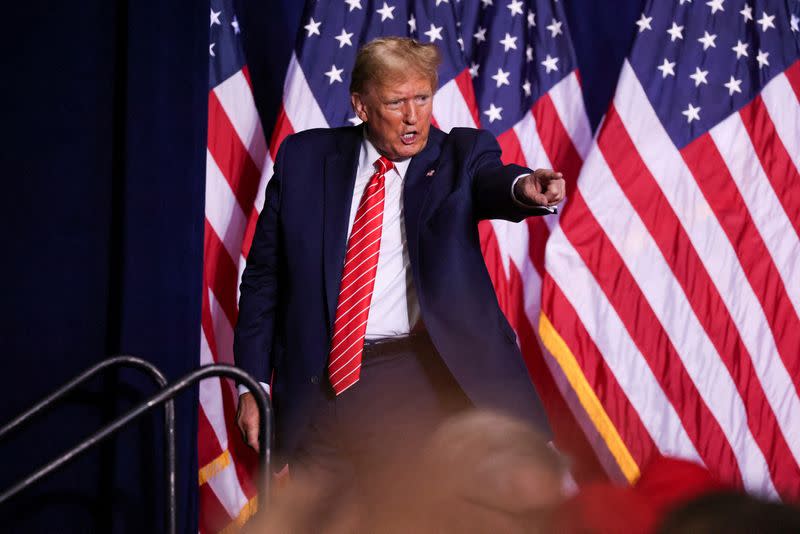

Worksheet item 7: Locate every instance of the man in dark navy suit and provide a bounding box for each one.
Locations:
[234,36,564,525]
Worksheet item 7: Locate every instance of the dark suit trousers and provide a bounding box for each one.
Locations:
[290,334,471,530]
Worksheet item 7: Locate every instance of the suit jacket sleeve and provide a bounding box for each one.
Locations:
[233,139,286,384]
[468,129,554,222]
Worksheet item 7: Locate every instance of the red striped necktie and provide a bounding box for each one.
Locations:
[328,156,394,395]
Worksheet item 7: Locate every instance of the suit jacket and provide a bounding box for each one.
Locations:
[234,124,552,457]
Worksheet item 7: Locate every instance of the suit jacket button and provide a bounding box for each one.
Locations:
[310,375,320,385]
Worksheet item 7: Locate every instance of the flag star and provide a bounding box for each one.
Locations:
[457,37,464,51]
[526,45,533,62]
[491,67,511,87]
[345,0,362,11]
[231,16,240,34]
[792,14,799,33]
[408,15,416,33]
[724,76,743,95]
[706,0,724,14]
[481,0,493,7]
[484,103,503,123]
[541,54,559,73]
[507,0,524,16]
[679,0,692,4]
[697,31,717,50]
[636,13,653,32]
[324,64,344,84]
[757,11,775,32]
[732,40,749,59]
[546,18,563,37]
[657,58,676,77]
[348,116,362,126]
[209,42,216,57]
[376,2,395,21]
[435,0,449,5]
[304,17,321,37]
[334,28,354,48]
[689,66,709,86]
[740,3,753,21]
[522,80,531,96]
[682,103,701,123]
[210,8,222,27]
[499,33,518,52]
[756,49,769,68]
[424,23,444,42]
[666,22,684,41]
[474,26,487,43]
[528,10,536,28]
[469,62,480,78]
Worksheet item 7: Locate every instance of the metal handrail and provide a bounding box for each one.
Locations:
[0,355,176,534]
[0,364,271,533]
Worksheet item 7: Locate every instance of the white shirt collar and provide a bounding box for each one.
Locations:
[360,133,412,179]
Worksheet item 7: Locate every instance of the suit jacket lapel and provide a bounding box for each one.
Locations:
[323,127,362,337]
[403,127,444,283]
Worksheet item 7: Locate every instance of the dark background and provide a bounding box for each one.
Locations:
[0,1,641,532]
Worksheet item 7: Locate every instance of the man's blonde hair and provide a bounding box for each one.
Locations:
[350,37,441,94]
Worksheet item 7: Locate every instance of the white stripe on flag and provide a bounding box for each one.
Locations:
[206,460,250,521]
[432,76,477,131]
[545,220,702,462]
[283,54,329,131]
[548,71,592,160]
[199,330,230,450]
[760,72,800,174]
[206,149,248,262]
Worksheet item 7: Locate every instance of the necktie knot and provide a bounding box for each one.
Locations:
[375,156,394,176]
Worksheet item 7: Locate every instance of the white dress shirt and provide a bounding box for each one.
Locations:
[351,136,419,339]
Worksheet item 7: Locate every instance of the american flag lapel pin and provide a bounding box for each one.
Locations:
[426,168,436,177]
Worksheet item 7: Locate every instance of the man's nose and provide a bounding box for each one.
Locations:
[403,102,418,124]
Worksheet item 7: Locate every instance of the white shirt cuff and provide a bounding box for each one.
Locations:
[511,173,557,213]
[237,382,270,398]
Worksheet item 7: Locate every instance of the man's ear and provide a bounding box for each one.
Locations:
[351,92,368,123]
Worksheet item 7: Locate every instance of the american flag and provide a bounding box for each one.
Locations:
[199,0,267,531]
[199,0,597,529]
[541,0,800,499]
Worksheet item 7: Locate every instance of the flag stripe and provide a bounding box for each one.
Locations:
[600,106,800,496]
[204,220,240,328]
[208,91,263,213]
[680,135,800,402]
[545,222,700,463]
[738,96,800,241]
[759,69,800,175]
[213,69,269,173]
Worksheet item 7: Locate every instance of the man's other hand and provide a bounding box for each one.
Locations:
[515,169,565,207]
[236,392,261,451]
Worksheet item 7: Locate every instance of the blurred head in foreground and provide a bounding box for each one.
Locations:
[657,490,800,534]
[393,409,568,534]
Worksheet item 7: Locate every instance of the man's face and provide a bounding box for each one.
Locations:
[351,74,434,161]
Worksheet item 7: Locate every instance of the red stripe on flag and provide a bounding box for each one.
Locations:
[199,483,234,533]
[208,91,262,214]
[601,107,800,498]
[739,95,800,239]
[267,106,295,164]
[198,399,226,467]
[681,135,800,399]
[560,190,744,487]
[204,219,240,328]
[454,68,481,127]
[241,65,253,89]
[541,274,655,469]
[784,60,800,101]
[531,93,581,198]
